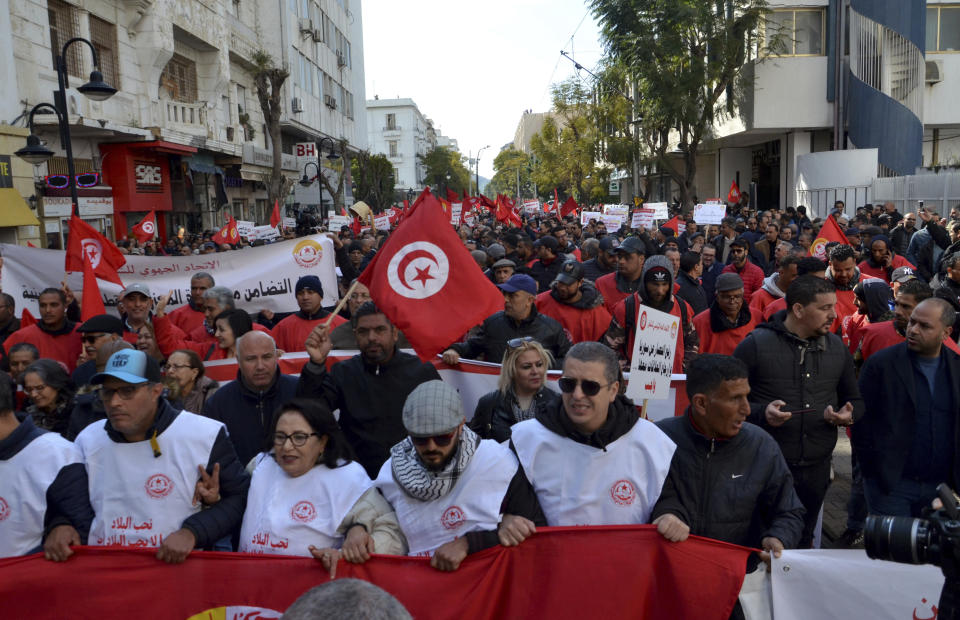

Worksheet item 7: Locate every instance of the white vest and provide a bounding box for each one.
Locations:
[0,432,81,558]
[239,455,372,556]
[376,440,518,557]
[511,417,676,526]
[77,411,222,547]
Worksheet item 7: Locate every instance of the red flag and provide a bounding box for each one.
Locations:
[479,194,496,212]
[810,215,849,260]
[131,211,157,244]
[446,188,460,203]
[65,214,126,286]
[727,180,741,204]
[81,254,106,321]
[20,308,36,328]
[662,215,685,235]
[270,200,282,229]
[560,196,579,218]
[350,216,362,236]
[358,188,504,360]
[26,241,36,248]
[545,188,559,213]
[211,216,240,245]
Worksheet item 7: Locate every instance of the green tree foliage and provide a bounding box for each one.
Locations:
[421,147,471,195]
[487,148,534,199]
[350,152,395,211]
[590,0,771,209]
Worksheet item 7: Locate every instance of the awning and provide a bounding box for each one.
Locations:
[187,161,224,175]
[0,189,41,226]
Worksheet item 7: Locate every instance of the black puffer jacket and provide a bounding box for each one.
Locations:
[653,414,805,571]
[732,311,864,465]
[450,307,572,368]
[470,387,561,442]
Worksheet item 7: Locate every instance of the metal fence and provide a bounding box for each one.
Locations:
[798,185,871,219]
[799,172,960,219]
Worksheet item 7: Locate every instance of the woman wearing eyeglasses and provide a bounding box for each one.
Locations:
[237,399,405,569]
[21,360,76,437]
[470,339,559,442]
[163,350,219,416]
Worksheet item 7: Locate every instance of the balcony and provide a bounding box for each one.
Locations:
[382,125,402,134]
[160,100,207,130]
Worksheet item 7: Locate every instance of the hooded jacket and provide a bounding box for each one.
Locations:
[535,280,612,344]
[750,272,785,318]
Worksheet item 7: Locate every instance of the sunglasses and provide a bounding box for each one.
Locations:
[558,377,610,396]
[81,333,110,344]
[507,336,534,349]
[45,173,100,188]
[411,431,458,447]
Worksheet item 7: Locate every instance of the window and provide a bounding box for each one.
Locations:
[230,0,240,17]
[47,0,82,77]
[388,141,398,157]
[89,15,119,89]
[765,8,825,56]
[236,84,246,115]
[323,15,334,49]
[159,54,198,102]
[386,113,396,130]
[927,6,960,52]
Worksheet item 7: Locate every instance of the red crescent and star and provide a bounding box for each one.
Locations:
[397,249,438,290]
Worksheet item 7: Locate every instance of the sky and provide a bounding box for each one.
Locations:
[360,0,604,180]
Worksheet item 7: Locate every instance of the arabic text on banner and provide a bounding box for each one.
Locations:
[693,203,727,225]
[625,305,678,402]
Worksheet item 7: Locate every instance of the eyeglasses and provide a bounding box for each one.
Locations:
[507,336,534,349]
[81,333,109,344]
[273,431,318,447]
[23,384,49,394]
[45,173,100,188]
[558,377,610,397]
[163,363,192,372]
[410,431,458,447]
[97,384,147,401]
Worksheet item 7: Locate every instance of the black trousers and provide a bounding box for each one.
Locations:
[788,458,833,548]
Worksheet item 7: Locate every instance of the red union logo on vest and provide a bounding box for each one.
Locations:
[145,473,174,499]
[290,501,317,523]
[387,242,449,300]
[441,505,466,530]
[610,479,636,506]
[638,311,647,331]
[0,497,9,521]
[913,598,938,620]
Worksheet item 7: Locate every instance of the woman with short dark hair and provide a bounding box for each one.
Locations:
[21,359,75,436]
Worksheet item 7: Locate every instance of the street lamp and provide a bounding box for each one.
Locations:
[299,161,321,187]
[476,144,490,197]
[15,37,116,218]
[315,137,340,160]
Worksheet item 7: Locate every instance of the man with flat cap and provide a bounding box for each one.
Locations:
[489,258,516,285]
[374,380,545,571]
[270,275,346,352]
[442,274,571,367]
[535,260,611,344]
[50,349,250,563]
[692,273,759,356]
[595,236,651,314]
[72,314,126,387]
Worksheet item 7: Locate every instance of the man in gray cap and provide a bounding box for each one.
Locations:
[488,258,516,285]
[374,380,544,571]
[117,283,154,341]
[691,273,758,356]
[581,236,619,282]
[536,260,612,344]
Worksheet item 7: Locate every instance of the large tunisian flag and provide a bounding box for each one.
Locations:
[0,527,752,619]
[65,214,126,286]
[358,188,505,360]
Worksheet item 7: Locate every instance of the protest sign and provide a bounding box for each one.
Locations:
[327,214,353,231]
[600,213,624,231]
[235,220,255,237]
[374,214,391,230]
[632,208,655,229]
[282,217,297,230]
[451,202,462,225]
[523,199,540,214]
[647,202,669,219]
[625,305,678,402]
[250,225,280,242]
[580,211,603,226]
[603,205,629,222]
[693,203,727,225]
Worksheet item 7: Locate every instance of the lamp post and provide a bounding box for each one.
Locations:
[15,37,116,219]
[476,144,490,197]
[308,139,340,223]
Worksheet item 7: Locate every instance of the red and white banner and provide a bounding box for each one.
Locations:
[771,550,943,620]
[0,527,751,619]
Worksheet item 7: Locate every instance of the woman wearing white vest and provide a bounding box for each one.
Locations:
[509,342,676,530]
[374,380,546,572]
[238,398,406,575]
[0,375,93,559]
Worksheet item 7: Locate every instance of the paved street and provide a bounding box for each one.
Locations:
[822,430,857,548]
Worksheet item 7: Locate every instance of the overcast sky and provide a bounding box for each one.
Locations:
[360,0,603,180]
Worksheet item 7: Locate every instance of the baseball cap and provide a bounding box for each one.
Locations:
[492,258,516,270]
[891,266,917,283]
[486,243,506,260]
[120,282,151,300]
[553,260,584,285]
[497,274,537,296]
[614,236,646,255]
[78,314,124,335]
[715,273,745,292]
[295,275,323,295]
[91,349,163,385]
[598,236,620,255]
[402,380,464,437]
[534,236,559,251]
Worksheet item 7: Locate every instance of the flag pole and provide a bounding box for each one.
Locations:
[640,399,648,420]
[323,279,359,329]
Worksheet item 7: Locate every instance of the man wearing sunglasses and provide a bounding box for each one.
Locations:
[511,342,676,528]
[46,349,250,564]
[72,314,124,387]
[375,381,544,571]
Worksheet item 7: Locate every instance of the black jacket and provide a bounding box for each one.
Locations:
[203,369,299,466]
[450,307,571,368]
[470,387,560,443]
[65,391,106,441]
[528,256,565,293]
[733,311,864,465]
[0,415,94,548]
[0,317,21,345]
[652,414,805,571]
[675,271,708,315]
[855,343,960,493]
[581,257,615,283]
[296,349,441,477]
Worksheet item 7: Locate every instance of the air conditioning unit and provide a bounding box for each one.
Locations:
[324,94,337,109]
[336,52,346,68]
[926,59,944,84]
[312,28,323,42]
[298,18,313,34]
[291,97,304,113]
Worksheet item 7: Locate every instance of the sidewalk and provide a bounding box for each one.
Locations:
[821,430,857,548]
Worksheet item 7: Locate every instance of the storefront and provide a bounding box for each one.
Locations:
[40,190,114,249]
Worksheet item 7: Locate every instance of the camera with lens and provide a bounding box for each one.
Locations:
[865,483,960,619]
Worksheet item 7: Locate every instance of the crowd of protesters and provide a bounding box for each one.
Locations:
[0,192,956,619]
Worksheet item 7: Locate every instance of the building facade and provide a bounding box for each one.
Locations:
[365,97,438,195]
[1,0,365,247]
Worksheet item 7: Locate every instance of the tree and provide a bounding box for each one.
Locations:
[252,50,294,209]
[421,147,471,196]
[315,139,349,212]
[350,151,395,211]
[590,0,772,210]
[487,148,534,199]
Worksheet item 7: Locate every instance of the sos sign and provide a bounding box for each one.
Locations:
[134,161,163,193]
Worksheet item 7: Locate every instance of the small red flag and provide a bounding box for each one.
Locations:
[662,215,686,235]
[270,200,282,229]
[810,215,849,260]
[727,181,741,204]
[211,216,240,245]
[131,211,157,244]
[545,189,559,213]
[26,241,36,248]
[560,196,579,218]
[20,308,36,328]
[479,195,496,212]
[81,254,106,321]
[65,214,126,286]
[358,188,505,360]
[446,188,460,204]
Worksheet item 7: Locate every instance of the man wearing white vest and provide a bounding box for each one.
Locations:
[510,341,676,529]
[375,380,545,571]
[64,350,250,563]
[0,375,93,559]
